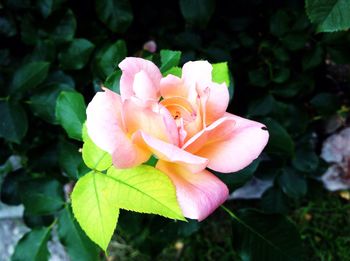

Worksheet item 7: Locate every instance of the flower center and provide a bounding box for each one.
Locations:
[160,97,196,126]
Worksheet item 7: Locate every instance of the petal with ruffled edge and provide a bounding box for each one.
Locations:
[182,116,236,154]
[133,70,158,101]
[205,82,230,125]
[86,88,124,154]
[119,57,162,101]
[86,89,150,168]
[181,61,229,124]
[182,60,212,91]
[193,113,269,173]
[160,74,188,98]
[133,131,208,173]
[156,161,229,221]
[182,61,212,104]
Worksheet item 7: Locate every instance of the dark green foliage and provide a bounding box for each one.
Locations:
[0,101,28,143]
[11,227,51,261]
[19,178,65,215]
[95,0,133,33]
[231,209,303,261]
[1,0,350,260]
[57,206,100,261]
[55,91,86,140]
[160,50,182,73]
[180,0,215,28]
[306,0,350,32]
[10,61,49,95]
[58,39,95,70]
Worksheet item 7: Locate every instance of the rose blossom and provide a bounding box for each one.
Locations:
[86,57,269,221]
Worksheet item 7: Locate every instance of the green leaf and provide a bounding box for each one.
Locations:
[248,67,270,87]
[11,227,51,261]
[58,140,84,180]
[216,159,261,191]
[144,155,158,167]
[46,70,75,88]
[36,0,53,18]
[271,76,314,98]
[310,92,340,116]
[106,165,185,220]
[29,83,73,123]
[164,66,182,77]
[302,44,324,71]
[72,165,185,250]
[292,148,319,173]
[0,49,10,67]
[272,67,290,84]
[50,9,76,43]
[20,178,65,215]
[160,50,181,73]
[104,70,121,93]
[230,208,303,261]
[94,40,127,79]
[261,186,289,214]
[1,169,27,205]
[273,47,290,62]
[20,15,41,45]
[0,15,17,37]
[180,0,215,28]
[281,33,307,51]
[10,61,49,94]
[56,91,86,140]
[0,101,28,143]
[212,62,234,101]
[71,171,120,251]
[82,134,112,171]
[306,0,350,32]
[95,0,133,33]
[247,95,276,117]
[278,168,307,199]
[212,62,230,87]
[58,206,99,261]
[270,10,291,37]
[262,118,294,158]
[59,38,95,70]
[27,40,56,63]
[23,212,55,229]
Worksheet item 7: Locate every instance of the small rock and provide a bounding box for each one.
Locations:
[321,127,350,191]
[229,177,273,200]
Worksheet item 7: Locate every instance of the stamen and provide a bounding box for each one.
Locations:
[174,111,181,119]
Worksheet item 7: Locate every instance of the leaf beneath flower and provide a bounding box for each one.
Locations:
[106,165,185,221]
[71,171,120,251]
[71,165,185,251]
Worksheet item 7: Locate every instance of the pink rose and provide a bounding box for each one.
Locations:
[86,57,269,221]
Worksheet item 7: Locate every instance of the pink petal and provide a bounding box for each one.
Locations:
[182,116,236,154]
[86,89,124,154]
[119,57,162,101]
[160,74,188,98]
[182,61,213,105]
[156,161,229,221]
[123,97,179,145]
[133,131,208,173]
[86,89,150,168]
[194,113,269,173]
[111,135,151,169]
[182,60,212,90]
[133,70,158,101]
[205,82,230,124]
